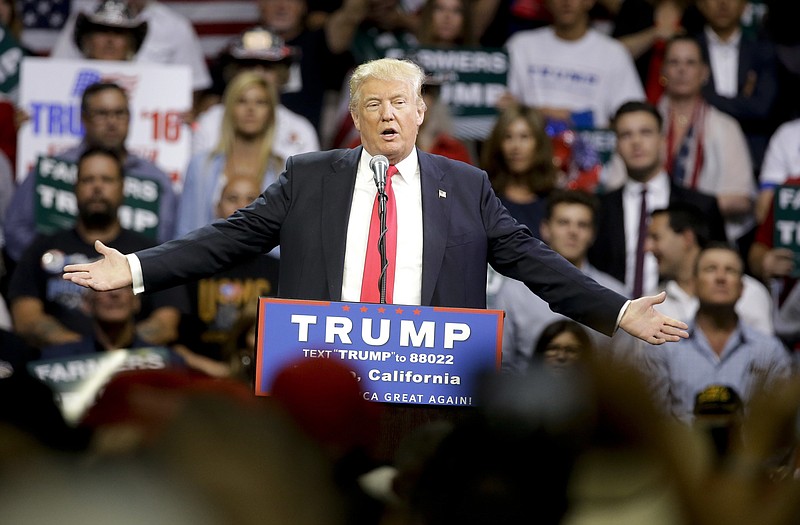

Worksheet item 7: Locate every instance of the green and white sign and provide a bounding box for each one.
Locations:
[0,24,25,101]
[386,46,507,140]
[34,155,162,239]
[774,184,800,278]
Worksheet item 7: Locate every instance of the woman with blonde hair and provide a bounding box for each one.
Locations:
[176,71,283,237]
[481,104,558,237]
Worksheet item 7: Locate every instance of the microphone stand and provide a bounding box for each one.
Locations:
[377,185,389,304]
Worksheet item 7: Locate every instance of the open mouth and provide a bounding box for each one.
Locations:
[381,128,398,138]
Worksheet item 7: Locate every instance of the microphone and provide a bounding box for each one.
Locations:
[369,155,389,194]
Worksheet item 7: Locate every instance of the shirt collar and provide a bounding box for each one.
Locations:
[705,25,742,48]
[359,147,420,184]
[623,170,670,196]
[688,319,748,348]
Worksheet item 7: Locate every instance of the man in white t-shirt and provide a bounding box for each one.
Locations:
[754,117,800,223]
[504,0,644,129]
[50,0,212,94]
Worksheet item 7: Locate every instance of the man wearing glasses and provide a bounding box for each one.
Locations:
[3,81,177,263]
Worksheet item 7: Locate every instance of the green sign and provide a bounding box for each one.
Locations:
[404,46,507,118]
[773,184,800,278]
[380,46,507,139]
[33,155,162,239]
[741,1,767,39]
[0,24,25,99]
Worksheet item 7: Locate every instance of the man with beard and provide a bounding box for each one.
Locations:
[3,81,177,263]
[7,147,185,349]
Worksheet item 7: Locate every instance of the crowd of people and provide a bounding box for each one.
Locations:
[1,0,800,523]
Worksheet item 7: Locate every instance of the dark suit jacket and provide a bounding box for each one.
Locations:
[697,31,778,125]
[588,183,726,284]
[697,31,778,166]
[137,148,627,336]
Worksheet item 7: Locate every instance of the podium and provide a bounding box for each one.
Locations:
[255,298,502,461]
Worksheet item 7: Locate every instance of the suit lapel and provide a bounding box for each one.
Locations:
[419,152,451,305]
[321,148,360,301]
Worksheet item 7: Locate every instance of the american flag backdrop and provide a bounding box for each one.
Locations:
[20,0,259,59]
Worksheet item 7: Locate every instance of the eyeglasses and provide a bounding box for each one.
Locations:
[85,108,130,121]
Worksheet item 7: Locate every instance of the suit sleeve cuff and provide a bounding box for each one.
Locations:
[126,253,145,295]
[614,300,631,334]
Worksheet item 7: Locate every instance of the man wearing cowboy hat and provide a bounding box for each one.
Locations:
[73,0,148,61]
[51,0,211,94]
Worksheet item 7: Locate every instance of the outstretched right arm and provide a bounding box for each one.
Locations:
[62,240,133,291]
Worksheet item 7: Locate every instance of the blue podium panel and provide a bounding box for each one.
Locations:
[255,298,503,406]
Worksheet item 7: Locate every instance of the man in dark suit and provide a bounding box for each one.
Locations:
[589,101,726,296]
[695,0,778,171]
[63,59,687,345]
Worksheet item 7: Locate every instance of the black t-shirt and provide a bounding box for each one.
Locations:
[180,253,280,360]
[8,228,189,339]
[283,28,354,130]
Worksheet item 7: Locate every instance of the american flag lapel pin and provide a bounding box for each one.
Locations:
[438,189,446,199]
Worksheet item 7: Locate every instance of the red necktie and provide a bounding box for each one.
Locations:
[632,186,648,297]
[360,165,398,303]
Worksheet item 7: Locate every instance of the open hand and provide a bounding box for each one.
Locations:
[620,291,689,344]
[63,240,133,291]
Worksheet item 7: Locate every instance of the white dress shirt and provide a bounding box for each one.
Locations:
[341,150,423,304]
[131,148,425,304]
[622,171,670,297]
[705,26,741,98]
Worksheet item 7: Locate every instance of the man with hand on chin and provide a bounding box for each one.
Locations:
[63,58,688,347]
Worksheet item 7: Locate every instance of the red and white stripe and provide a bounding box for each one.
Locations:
[22,0,259,59]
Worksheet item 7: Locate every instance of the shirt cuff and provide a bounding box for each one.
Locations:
[614,300,632,334]
[126,253,145,295]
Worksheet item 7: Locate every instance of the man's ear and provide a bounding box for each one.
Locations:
[416,99,426,127]
[351,110,360,132]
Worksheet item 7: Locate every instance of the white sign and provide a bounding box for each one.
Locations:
[16,57,191,188]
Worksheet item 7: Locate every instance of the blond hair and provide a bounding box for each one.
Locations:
[348,58,427,113]
[213,71,281,187]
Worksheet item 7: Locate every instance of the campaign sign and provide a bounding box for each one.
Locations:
[255,298,503,406]
[17,57,191,188]
[33,155,162,239]
[774,184,800,277]
[385,46,507,140]
[27,347,177,425]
